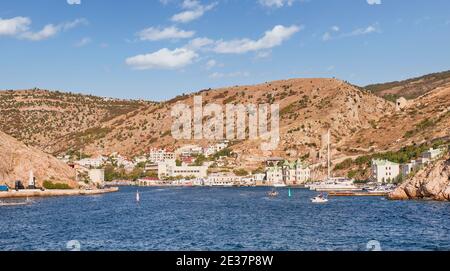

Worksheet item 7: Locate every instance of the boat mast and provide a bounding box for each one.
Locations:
[327,129,331,179]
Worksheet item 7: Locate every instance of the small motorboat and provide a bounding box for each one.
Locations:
[267,190,279,197]
[311,193,328,203]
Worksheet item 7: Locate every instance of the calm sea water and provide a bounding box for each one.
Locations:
[0,186,449,251]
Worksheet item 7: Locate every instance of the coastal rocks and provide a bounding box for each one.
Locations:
[389,154,450,201]
[0,131,76,188]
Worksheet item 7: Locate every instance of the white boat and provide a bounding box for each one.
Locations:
[136,190,140,203]
[273,183,287,188]
[309,130,360,192]
[310,178,360,192]
[311,194,329,203]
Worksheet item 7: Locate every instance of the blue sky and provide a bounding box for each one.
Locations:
[1,0,449,101]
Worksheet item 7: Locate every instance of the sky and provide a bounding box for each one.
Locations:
[0,0,449,101]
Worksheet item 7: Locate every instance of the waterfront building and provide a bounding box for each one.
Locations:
[206,173,239,186]
[158,160,208,179]
[281,159,311,185]
[266,166,283,185]
[371,159,400,183]
[88,169,105,185]
[266,159,311,185]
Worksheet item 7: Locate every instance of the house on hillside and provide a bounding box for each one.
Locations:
[371,159,400,183]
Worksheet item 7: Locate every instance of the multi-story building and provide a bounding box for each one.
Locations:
[266,159,311,185]
[371,159,400,183]
[76,156,107,168]
[281,159,311,185]
[158,160,207,179]
[149,148,175,163]
[206,173,239,186]
[266,166,283,185]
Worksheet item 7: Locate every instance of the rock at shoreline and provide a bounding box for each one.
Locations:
[389,154,450,201]
[0,131,76,188]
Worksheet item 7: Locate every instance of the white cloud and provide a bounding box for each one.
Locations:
[185,37,215,50]
[209,71,250,79]
[0,17,87,41]
[126,48,198,70]
[367,0,381,5]
[74,37,92,47]
[171,1,217,23]
[259,0,296,8]
[137,26,195,41]
[0,17,31,36]
[213,25,301,54]
[346,24,379,36]
[67,0,81,5]
[323,24,380,41]
[331,25,340,32]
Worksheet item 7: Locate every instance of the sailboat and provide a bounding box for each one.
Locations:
[136,190,140,203]
[309,129,359,192]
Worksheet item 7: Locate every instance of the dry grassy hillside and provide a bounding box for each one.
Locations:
[1,74,448,173]
[0,130,76,188]
[342,82,450,154]
[0,88,152,153]
[365,70,450,101]
[71,78,394,168]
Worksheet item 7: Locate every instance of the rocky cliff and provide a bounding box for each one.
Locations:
[389,153,450,201]
[0,131,76,188]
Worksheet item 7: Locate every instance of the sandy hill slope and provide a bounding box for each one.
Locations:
[365,70,450,101]
[0,130,76,188]
[0,88,152,153]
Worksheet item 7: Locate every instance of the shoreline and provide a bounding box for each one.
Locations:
[0,187,119,199]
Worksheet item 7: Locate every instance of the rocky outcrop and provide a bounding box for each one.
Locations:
[389,154,450,201]
[0,131,76,188]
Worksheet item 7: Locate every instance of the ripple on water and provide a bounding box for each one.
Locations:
[0,187,449,251]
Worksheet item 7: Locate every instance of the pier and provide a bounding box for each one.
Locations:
[0,187,119,199]
[328,191,389,197]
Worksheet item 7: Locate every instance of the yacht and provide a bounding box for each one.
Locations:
[309,130,360,192]
[273,183,287,188]
[309,177,360,192]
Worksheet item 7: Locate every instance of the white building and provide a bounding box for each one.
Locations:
[421,148,445,161]
[176,145,204,157]
[266,166,283,185]
[76,156,107,168]
[266,159,311,185]
[206,173,239,186]
[400,160,417,177]
[148,148,175,163]
[371,159,400,183]
[89,169,105,185]
[158,160,208,179]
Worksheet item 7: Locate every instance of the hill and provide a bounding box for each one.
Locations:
[365,70,450,101]
[0,88,152,153]
[0,130,76,188]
